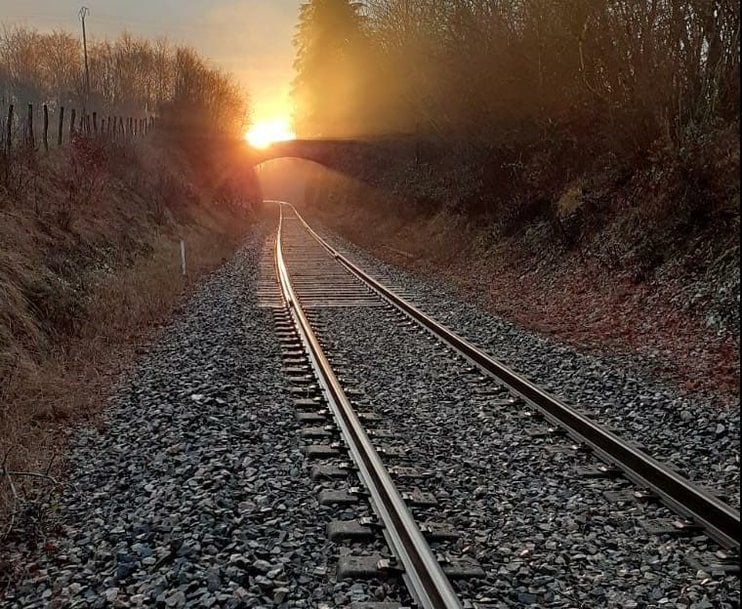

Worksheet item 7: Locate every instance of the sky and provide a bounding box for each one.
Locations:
[0,0,303,123]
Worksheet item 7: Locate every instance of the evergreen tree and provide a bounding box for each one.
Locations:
[291,0,368,137]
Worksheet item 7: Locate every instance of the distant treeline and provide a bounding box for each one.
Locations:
[0,26,248,137]
[293,0,739,151]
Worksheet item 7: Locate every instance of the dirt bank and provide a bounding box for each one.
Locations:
[303,128,740,404]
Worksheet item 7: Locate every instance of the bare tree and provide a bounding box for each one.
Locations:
[0,26,249,137]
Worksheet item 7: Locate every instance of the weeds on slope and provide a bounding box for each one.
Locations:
[0,134,258,550]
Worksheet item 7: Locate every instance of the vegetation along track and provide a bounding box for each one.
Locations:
[270,200,739,606]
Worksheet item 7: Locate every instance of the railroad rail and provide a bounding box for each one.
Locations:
[275,206,464,609]
[272,200,740,555]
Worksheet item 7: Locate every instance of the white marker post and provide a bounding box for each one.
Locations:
[180,240,186,276]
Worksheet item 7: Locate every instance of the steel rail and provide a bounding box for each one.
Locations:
[275,206,464,609]
[276,201,741,551]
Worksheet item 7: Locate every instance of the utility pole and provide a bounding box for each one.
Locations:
[79,7,91,108]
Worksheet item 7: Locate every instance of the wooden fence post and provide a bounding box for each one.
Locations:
[43,104,49,151]
[5,104,13,153]
[92,111,98,135]
[58,106,65,146]
[70,108,77,137]
[27,104,34,148]
[119,116,124,139]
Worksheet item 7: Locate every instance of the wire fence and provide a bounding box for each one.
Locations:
[1,101,155,154]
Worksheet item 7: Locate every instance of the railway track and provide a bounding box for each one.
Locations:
[270,201,740,608]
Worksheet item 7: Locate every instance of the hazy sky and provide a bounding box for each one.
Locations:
[0,0,303,122]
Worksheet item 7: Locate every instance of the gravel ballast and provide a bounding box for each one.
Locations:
[309,303,740,608]
[3,210,738,609]
[2,224,404,608]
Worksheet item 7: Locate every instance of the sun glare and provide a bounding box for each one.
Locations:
[245,119,296,149]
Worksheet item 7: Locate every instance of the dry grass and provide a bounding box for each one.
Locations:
[0,137,256,547]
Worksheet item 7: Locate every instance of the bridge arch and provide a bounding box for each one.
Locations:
[246,136,419,195]
[253,156,331,206]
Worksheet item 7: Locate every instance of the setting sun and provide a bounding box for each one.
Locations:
[245,119,296,149]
